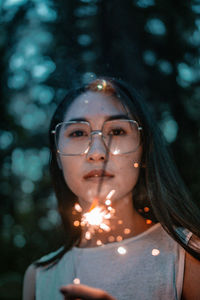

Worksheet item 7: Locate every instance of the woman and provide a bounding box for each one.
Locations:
[23,78,200,300]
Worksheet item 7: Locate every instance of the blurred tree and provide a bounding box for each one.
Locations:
[0,0,200,299]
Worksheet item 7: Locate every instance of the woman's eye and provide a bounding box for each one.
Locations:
[69,130,86,137]
[109,128,126,136]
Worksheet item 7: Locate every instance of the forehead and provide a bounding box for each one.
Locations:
[64,91,129,121]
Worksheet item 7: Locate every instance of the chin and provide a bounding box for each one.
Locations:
[78,188,116,205]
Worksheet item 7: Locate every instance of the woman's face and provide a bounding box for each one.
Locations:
[58,91,142,207]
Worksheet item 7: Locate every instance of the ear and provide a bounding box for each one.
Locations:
[56,154,63,170]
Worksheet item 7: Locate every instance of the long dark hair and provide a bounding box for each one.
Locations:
[35,77,200,267]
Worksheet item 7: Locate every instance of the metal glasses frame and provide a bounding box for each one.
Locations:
[51,119,143,156]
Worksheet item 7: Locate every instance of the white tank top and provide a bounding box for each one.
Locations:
[35,223,191,300]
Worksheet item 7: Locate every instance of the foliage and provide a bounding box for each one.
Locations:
[0,0,200,299]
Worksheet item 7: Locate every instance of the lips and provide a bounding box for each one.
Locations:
[83,169,114,179]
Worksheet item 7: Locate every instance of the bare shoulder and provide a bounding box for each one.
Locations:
[182,239,200,300]
[22,264,37,300]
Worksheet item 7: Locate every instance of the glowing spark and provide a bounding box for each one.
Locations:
[106,190,115,200]
[144,206,150,212]
[152,249,160,256]
[89,198,99,211]
[81,204,113,236]
[105,199,111,206]
[73,278,80,284]
[108,235,115,242]
[85,231,91,240]
[146,219,152,225]
[74,220,80,227]
[83,206,106,226]
[116,235,123,242]
[118,220,123,225]
[133,162,139,168]
[96,240,102,246]
[124,228,131,235]
[97,79,107,91]
[74,203,82,212]
[80,191,116,238]
[117,246,127,255]
[100,223,110,232]
[104,213,111,219]
[97,84,103,90]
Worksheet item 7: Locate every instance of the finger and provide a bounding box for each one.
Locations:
[60,289,81,300]
[60,284,116,300]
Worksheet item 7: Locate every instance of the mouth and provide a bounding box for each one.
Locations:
[83,169,114,180]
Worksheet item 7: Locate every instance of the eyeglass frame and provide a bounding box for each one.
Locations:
[51,119,143,156]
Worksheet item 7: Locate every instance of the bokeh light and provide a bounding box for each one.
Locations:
[117,246,127,255]
[135,0,155,8]
[1,1,200,299]
[145,18,166,36]
[152,248,160,256]
[159,112,179,143]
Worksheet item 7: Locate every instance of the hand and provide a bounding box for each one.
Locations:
[60,284,116,300]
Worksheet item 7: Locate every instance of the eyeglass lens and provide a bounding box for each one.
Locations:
[55,120,141,155]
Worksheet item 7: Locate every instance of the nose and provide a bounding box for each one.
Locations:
[86,133,107,162]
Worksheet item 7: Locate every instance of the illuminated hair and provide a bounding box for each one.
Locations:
[35,77,200,267]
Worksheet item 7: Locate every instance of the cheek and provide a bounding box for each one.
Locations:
[58,149,142,203]
[60,157,82,194]
[114,151,142,194]
[117,158,140,187]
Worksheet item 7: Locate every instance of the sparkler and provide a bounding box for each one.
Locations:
[71,131,129,285]
[72,189,117,285]
[80,129,115,240]
[74,190,116,241]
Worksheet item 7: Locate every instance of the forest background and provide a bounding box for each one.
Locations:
[0,0,200,299]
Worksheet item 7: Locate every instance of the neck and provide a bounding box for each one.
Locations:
[78,193,154,248]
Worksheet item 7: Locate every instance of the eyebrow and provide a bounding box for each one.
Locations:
[68,114,130,122]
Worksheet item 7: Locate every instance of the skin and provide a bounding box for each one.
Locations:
[60,91,142,208]
[60,284,115,300]
[59,91,151,247]
[22,91,200,300]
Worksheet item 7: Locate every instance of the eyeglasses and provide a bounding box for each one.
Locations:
[51,119,142,156]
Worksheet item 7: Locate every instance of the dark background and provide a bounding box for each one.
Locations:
[0,0,200,299]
